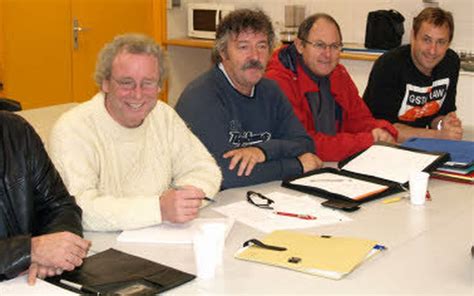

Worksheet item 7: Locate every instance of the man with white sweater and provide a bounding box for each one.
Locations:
[49,34,222,232]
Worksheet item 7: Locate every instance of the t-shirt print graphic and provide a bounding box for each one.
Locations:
[398,78,450,122]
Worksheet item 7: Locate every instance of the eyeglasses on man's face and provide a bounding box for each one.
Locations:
[111,77,160,92]
[302,39,343,52]
[246,191,274,209]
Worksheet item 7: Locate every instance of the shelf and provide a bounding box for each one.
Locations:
[164,38,214,49]
[340,52,380,61]
[165,37,381,61]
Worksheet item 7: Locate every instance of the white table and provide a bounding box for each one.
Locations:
[85,178,474,295]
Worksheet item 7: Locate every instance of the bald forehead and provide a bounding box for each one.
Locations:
[309,18,342,43]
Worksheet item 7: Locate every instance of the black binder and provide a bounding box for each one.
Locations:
[282,143,449,204]
[46,248,195,295]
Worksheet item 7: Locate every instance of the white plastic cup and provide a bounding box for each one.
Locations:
[409,171,429,205]
[193,222,226,279]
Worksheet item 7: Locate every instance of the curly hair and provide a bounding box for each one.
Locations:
[94,33,168,87]
[212,9,275,64]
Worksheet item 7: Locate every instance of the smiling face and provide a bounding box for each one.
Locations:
[102,51,160,128]
[220,30,270,96]
[411,21,451,76]
[295,18,341,77]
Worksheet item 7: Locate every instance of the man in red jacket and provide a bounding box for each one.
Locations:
[266,13,398,161]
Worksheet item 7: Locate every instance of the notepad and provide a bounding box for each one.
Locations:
[289,172,388,200]
[117,218,234,244]
[235,230,382,280]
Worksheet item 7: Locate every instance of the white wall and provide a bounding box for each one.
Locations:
[173,0,474,50]
[166,0,474,131]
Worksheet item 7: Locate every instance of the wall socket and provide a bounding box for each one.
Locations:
[167,0,180,9]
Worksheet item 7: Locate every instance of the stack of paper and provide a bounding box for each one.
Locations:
[402,138,474,184]
[0,275,75,295]
[235,230,382,280]
[117,218,234,244]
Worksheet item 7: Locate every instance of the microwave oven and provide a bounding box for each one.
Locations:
[187,3,234,39]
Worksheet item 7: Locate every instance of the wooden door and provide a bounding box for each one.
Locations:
[1,0,72,109]
[0,0,156,109]
[71,0,154,102]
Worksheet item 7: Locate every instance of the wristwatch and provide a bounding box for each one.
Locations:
[436,119,443,130]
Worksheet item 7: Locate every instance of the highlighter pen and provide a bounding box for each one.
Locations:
[59,279,101,295]
[382,196,403,204]
[382,193,409,204]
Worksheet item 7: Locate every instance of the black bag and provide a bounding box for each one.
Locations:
[364,9,405,50]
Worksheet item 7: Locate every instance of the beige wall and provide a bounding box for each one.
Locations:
[166,0,474,132]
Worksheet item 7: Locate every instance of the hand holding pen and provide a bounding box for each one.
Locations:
[171,185,215,203]
[160,185,210,223]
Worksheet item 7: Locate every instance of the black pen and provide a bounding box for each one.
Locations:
[60,279,101,295]
[171,185,215,203]
[203,196,216,203]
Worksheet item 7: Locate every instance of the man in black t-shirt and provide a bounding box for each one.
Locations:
[363,7,463,142]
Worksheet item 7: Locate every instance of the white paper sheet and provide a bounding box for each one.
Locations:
[341,144,440,183]
[117,218,234,244]
[0,275,76,295]
[290,172,388,200]
[212,192,351,233]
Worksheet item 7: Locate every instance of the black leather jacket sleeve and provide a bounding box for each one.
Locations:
[0,235,31,281]
[0,112,83,281]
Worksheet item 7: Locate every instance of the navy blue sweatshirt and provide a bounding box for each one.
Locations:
[176,66,315,189]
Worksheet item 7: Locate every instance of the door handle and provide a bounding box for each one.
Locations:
[73,18,90,50]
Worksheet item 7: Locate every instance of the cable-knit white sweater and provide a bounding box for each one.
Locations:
[48,93,222,231]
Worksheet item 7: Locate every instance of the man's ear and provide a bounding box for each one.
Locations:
[102,79,110,93]
[219,49,228,61]
[295,38,305,54]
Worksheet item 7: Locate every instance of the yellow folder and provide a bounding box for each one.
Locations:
[235,230,381,280]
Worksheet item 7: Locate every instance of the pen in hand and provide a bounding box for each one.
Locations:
[203,196,216,203]
[170,185,215,203]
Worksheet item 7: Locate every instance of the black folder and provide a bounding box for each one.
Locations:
[282,142,449,204]
[46,248,195,295]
